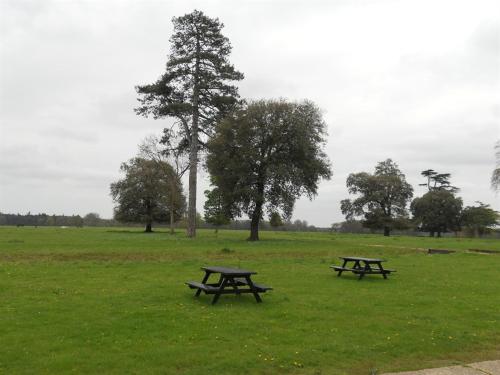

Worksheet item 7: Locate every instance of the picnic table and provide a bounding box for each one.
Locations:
[331,256,395,280]
[186,266,272,304]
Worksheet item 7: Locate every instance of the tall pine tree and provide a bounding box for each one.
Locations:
[135,10,243,237]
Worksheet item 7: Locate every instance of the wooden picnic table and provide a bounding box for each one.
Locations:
[331,256,395,280]
[186,266,272,304]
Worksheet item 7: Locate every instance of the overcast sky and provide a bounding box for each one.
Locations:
[1,0,499,227]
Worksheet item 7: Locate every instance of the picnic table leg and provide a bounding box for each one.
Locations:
[350,260,362,279]
[196,271,211,297]
[214,274,224,287]
[337,259,349,276]
[244,276,262,303]
[377,262,388,279]
[226,276,241,295]
[358,263,371,280]
[212,277,228,304]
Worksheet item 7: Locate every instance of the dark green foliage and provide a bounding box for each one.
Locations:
[206,99,332,241]
[269,212,284,228]
[331,220,368,233]
[341,159,414,236]
[411,171,463,237]
[410,190,463,237]
[419,169,459,193]
[204,188,231,235]
[461,202,499,237]
[83,213,101,227]
[135,10,243,237]
[135,10,243,134]
[0,212,84,227]
[110,158,185,232]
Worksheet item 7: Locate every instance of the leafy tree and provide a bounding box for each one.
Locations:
[47,215,56,226]
[461,202,499,237]
[419,169,459,193]
[206,99,332,241]
[70,215,84,228]
[135,10,243,238]
[110,158,185,232]
[341,159,413,236]
[410,190,462,237]
[292,219,310,231]
[139,135,189,234]
[269,212,284,228]
[331,220,366,234]
[83,213,101,226]
[492,141,500,191]
[203,188,231,236]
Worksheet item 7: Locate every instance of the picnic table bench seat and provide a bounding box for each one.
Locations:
[330,265,395,274]
[233,278,273,292]
[186,280,273,294]
[186,281,219,293]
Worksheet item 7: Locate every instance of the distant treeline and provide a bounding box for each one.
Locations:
[0,212,117,227]
[331,220,500,238]
[0,212,328,232]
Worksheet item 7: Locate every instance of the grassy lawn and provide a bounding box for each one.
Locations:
[0,227,499,374]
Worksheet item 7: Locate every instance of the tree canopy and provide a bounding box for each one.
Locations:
[461,202,499,237]
[138,135,189,234]
[135,10,243,237]
[269,212,284,228]
[203,188,231,236]
[110,158,185,232]
[411,170,462,237]
[340,159,413,236]
[410,190,462,237]
[206,99,332,241]
[419,169,458,193]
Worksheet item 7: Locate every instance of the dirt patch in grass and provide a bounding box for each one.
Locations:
[365,244,428,252]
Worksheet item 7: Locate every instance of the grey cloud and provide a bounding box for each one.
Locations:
[0,143,110,187]
[396,22,500,92]
[39,126,98,143]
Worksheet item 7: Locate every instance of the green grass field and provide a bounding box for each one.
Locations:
[1,227,499,374]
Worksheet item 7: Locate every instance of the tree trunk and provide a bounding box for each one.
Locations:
[170,183,175,235]
[429,231,435,237]
[437,231,442,238]
[383,226,390,236]
[187,38,201,238]
[249,209,261,241]
[187,130,198,238]
[145,203,153,233]
[170,206,175,235]
[248,181,265,241]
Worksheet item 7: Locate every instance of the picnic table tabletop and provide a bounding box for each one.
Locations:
[201,266,257,276]
[339,256,386,263]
